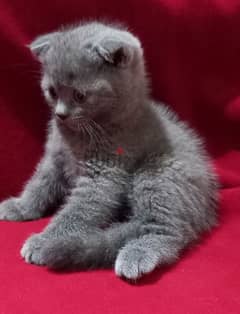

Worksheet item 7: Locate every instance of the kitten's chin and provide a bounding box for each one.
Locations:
[55,117,83,134]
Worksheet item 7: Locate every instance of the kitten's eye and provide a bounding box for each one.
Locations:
[48,86,57,99]
[73,90,85,103]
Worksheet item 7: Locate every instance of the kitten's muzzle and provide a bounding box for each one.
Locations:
[55,101,69,121]
[56,112,68,120]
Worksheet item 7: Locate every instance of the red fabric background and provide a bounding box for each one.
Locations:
[0,0,240,313]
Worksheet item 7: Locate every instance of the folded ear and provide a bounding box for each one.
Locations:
[95,37,142,68]
[28,32,58,60]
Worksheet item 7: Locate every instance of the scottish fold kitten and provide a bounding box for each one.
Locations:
[0,22,218,280]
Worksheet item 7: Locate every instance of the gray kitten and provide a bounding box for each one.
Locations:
[0,22,218,280]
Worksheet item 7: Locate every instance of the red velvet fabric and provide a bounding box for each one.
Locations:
[0,1,240,313]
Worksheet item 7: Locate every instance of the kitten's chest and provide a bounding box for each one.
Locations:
[60,125,156,178]
[65,147,135,182]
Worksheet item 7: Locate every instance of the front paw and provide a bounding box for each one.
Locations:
[0,198,24,221]
[21,233,47,265]
[115,246,159,280]
[21,234,83,269]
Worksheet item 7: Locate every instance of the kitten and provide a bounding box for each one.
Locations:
[0,22,218,280]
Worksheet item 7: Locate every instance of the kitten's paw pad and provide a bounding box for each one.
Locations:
[115,247,159,280]
[21,234,46,265]
[0,198,24,221]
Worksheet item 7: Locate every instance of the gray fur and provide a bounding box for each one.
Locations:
[0,22,218,280]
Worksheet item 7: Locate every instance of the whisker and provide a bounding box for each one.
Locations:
[89,119,112,148]
[88,122,108,149]
[83,123,95,147]
[72,116,113,153]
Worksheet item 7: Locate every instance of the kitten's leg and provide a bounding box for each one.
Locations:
[0,151,69,221]
[20,168,129,265]
[34,157,216,278]
[33,221,142,269]
[115,157,217,279]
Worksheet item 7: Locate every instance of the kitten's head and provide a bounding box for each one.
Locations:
[29,22,147,131]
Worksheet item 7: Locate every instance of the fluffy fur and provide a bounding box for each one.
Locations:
[0,22,218,280]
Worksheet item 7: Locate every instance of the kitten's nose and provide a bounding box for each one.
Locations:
[56,112,68,120]
[55,101,69,121]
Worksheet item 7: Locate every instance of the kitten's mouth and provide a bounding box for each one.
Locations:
[55,113,68,121]
[56,115,87,132]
